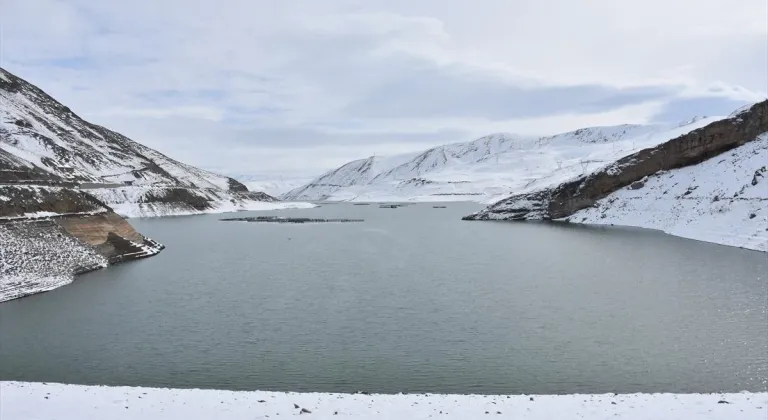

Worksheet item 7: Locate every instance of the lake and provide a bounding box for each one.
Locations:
[1,202,766,395]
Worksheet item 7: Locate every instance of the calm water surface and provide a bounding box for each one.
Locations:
[1,202,766,394]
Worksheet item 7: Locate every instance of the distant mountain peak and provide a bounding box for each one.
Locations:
[283,114,732,202]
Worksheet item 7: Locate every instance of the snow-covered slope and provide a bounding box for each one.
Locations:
[0,68,237,189]
[465,100,768,251]
[283,120,727,202]
[571,134,768,251]
[0,67,299,217]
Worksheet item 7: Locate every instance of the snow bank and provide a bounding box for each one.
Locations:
[571,134,768,251]
[1,382,765,420]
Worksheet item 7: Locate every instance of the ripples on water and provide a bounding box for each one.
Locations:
[1,203,766,394]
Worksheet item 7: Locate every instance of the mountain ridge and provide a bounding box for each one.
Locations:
[464,100,768,251]
[0,67,295,217]
[282,117,728,202]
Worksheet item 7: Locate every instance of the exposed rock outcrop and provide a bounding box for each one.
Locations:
[0,185,104,217]
[0,219,107,302]
[56,212,164,263]
[0,185,163,302]
[465,100,768,221]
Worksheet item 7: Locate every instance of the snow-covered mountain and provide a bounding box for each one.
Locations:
[283,120,727,203]
[465,100,768,251]
[571,133,767,251]
[0,67,298,217]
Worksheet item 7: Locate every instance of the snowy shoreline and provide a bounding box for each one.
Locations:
[1,381,766,420]
[110,200,317,219]
[564,134,768,252]
[573,222,768,253]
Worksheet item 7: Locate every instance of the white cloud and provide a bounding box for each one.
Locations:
[1,0,765,179]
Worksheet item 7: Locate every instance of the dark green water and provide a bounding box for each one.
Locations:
[1,202,766,394]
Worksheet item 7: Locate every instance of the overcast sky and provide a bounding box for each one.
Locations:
[1,0,766,179]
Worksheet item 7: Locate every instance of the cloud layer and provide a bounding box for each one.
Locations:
[2,0,766,177]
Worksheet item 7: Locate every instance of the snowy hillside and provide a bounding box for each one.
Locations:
[571,134,768,251]
[464,100,768,251]
[0,67,304,217]
[283,120,727,202]
[0,67,240,190]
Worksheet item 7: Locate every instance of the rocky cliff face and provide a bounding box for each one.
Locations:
[465,100,768,222]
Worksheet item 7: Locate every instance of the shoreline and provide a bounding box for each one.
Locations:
[567,220,768,253]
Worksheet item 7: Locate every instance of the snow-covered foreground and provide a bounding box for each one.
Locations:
[1,382,765,420]
[571,134,768,251]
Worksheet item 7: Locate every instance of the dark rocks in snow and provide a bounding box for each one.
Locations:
[682,186,698,196]
[227,177,249,193]
[752,166,766,186]
[628,178,647,190]
[718,400,731,404]
[299,408,312,414]
[749,213,757,219]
